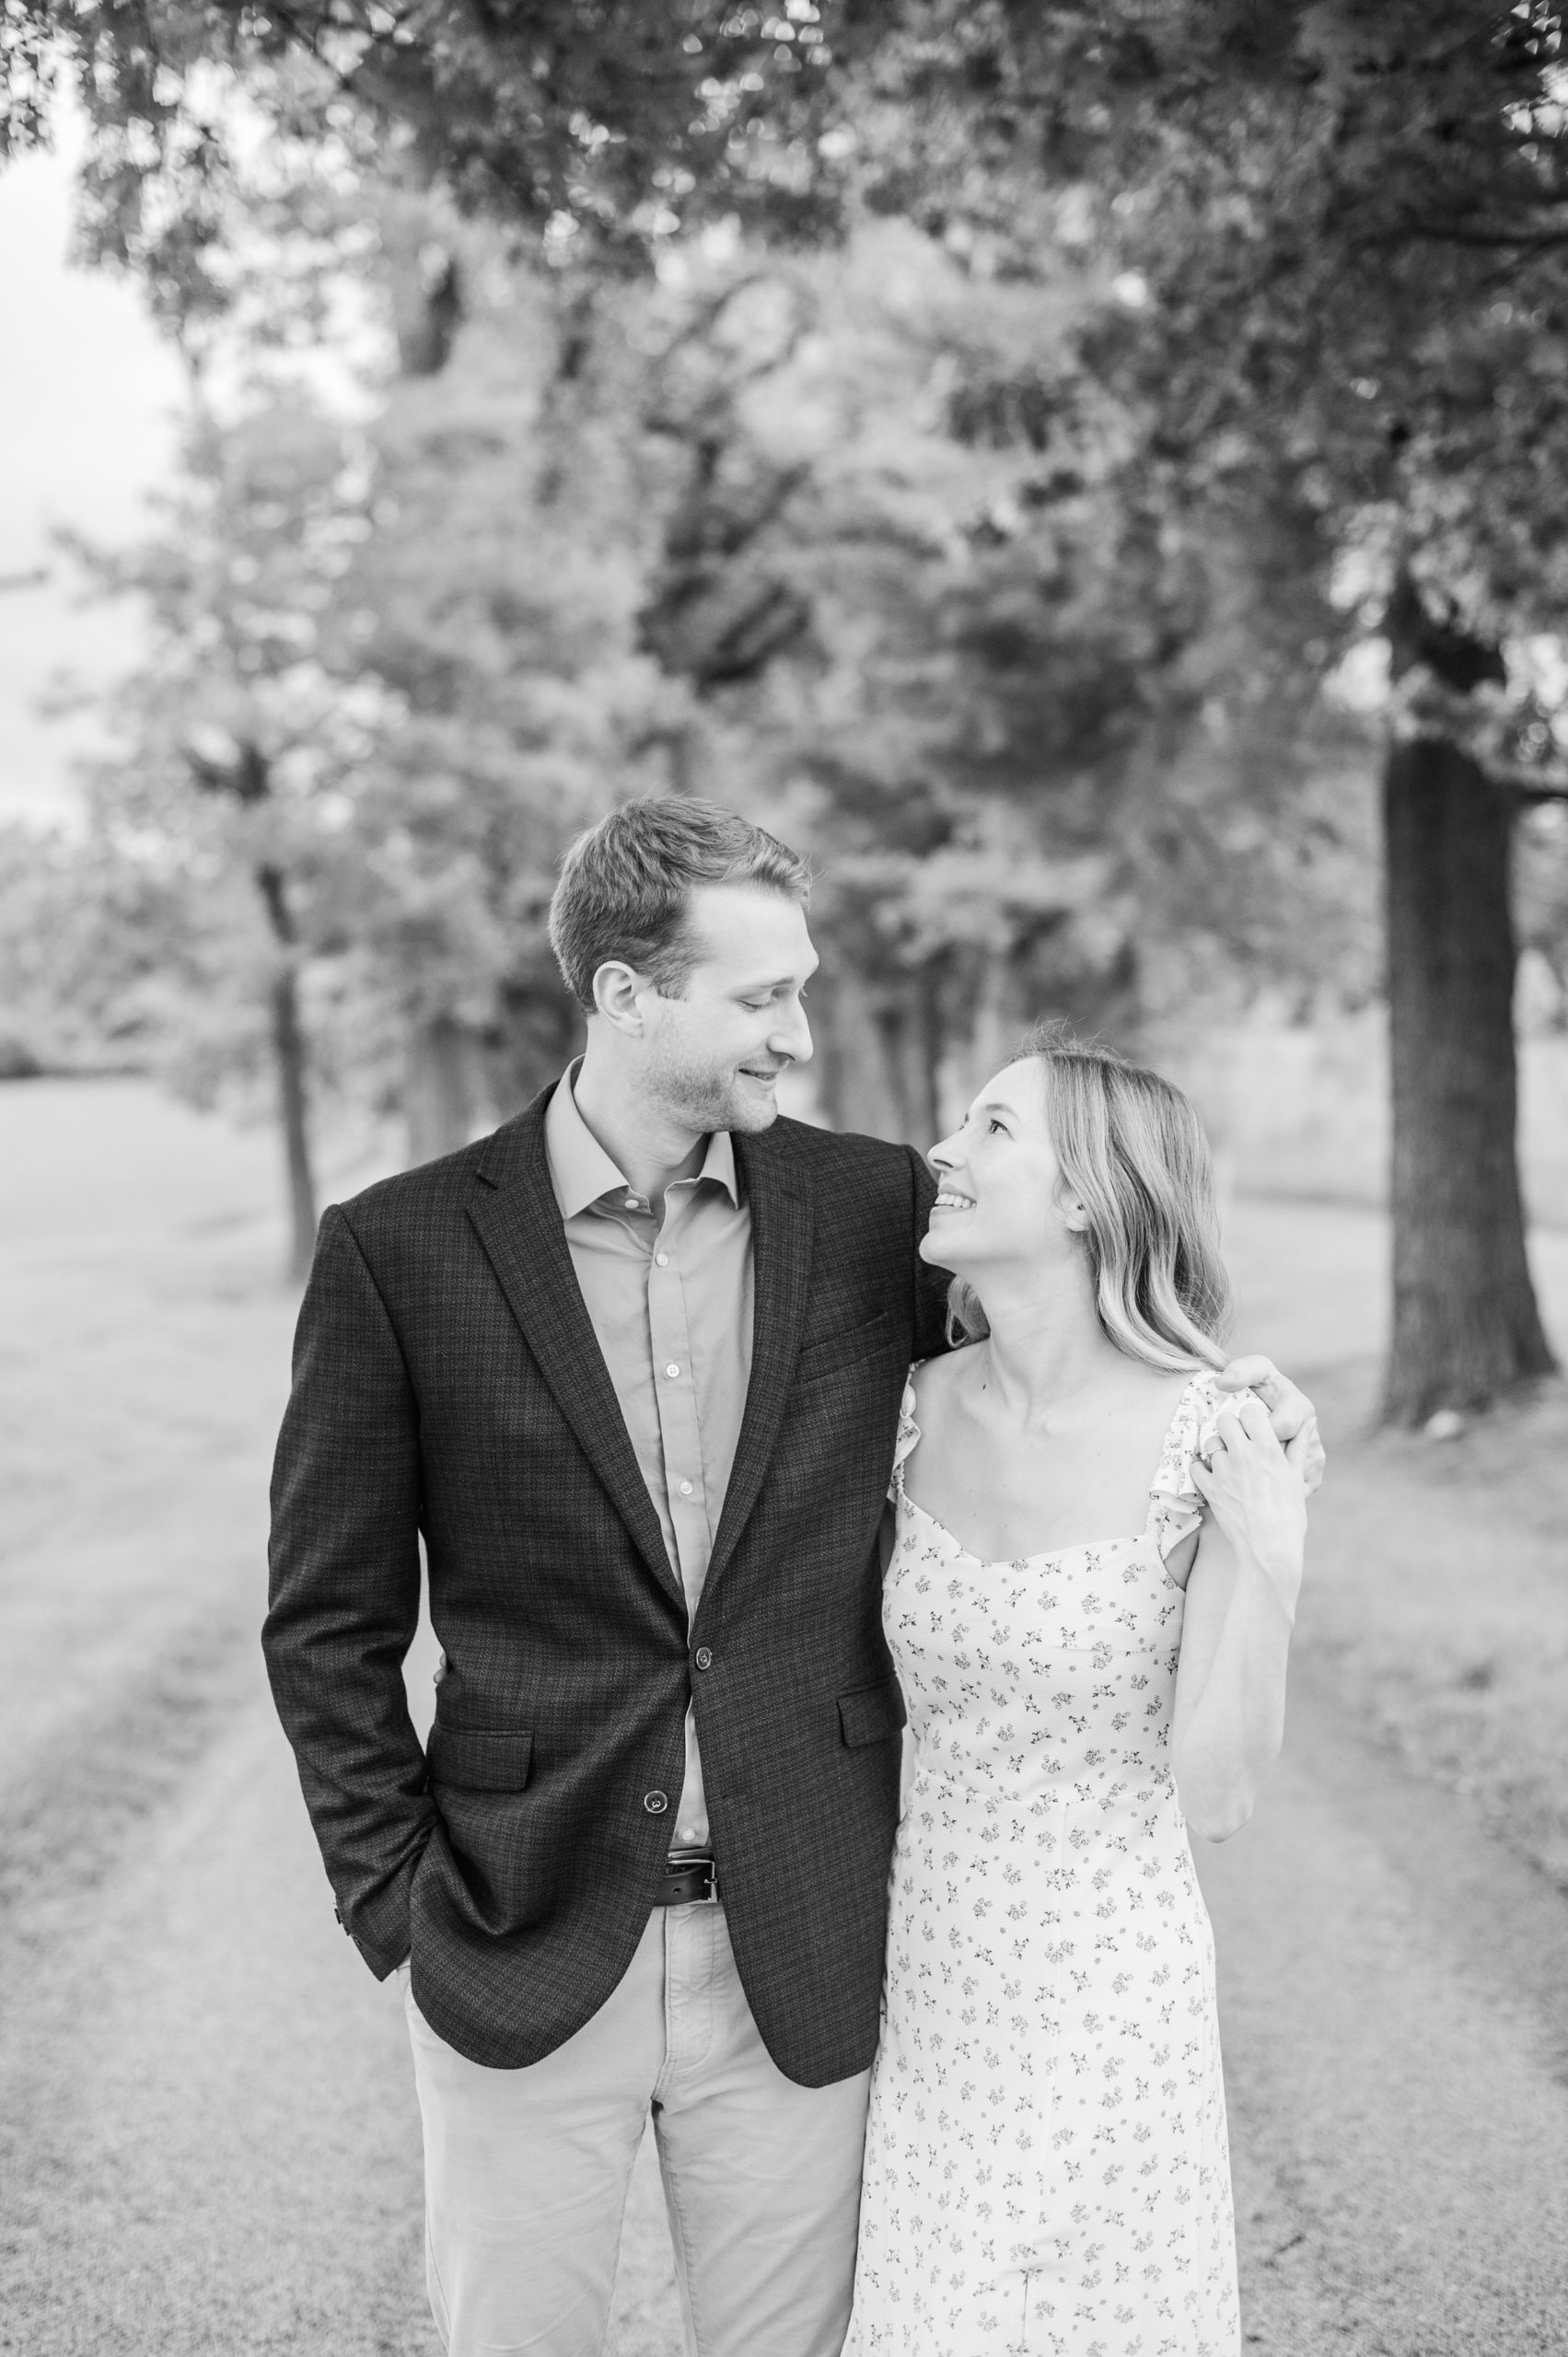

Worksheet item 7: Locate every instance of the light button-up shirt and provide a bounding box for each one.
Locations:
[542,1063,754,1850]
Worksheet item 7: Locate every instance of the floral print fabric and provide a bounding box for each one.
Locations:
[844,1371,1242,2357]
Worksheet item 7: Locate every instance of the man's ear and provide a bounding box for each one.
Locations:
[591,959,650,1035]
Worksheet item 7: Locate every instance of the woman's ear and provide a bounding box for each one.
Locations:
[1060,1192,1091,1235]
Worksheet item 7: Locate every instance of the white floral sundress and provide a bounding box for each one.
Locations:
[843,1370,1243,2357]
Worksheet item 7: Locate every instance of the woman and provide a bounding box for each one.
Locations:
[844,1035,1310,2357]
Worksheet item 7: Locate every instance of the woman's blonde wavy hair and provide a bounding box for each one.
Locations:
[947,1027,1234,1374]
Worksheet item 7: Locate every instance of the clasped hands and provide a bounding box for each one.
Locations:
[1192,1354,1319,1598]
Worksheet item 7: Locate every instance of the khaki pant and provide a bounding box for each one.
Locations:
[403,1903,871,2357]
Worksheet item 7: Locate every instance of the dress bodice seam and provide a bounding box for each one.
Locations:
[896,1488,1179,1585]
[892,1364,1218,1577]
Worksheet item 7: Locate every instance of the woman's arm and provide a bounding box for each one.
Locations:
[1170,1394,1309,1842]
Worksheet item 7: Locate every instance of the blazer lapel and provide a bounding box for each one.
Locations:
[467,1096,685,1608]
[706,1125,815,1590]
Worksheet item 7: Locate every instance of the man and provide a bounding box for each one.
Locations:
[264,798,1317,2357]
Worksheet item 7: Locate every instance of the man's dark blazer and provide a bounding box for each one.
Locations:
[264,1085,948,2084]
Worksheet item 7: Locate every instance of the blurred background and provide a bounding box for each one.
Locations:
[4,7,1568,2352]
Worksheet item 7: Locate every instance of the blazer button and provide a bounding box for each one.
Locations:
[694,1646,714,1671]
[643,1790,669,1815]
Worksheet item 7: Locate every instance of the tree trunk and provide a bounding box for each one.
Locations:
[255,862,318,1283]
[270,965,318,1283]
[1381,735,1556,1422]
[812,966,906,1138]
[406,1012,480,1167]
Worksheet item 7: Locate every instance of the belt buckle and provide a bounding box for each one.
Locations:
[668,1851,719,1905]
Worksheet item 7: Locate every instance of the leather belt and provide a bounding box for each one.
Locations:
[654,1853,719,1906]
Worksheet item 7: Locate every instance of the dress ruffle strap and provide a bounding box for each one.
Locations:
[889,1369,923,1504]
[1144,1371,1254,1559]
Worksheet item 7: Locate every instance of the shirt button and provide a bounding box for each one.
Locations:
[664,1362,680,1379]
[643,1790,668,1815]
[624,1196,639,1211]
[694,1646,714,1671]
[656,1252,669,1267]
[678,1479,694,1497]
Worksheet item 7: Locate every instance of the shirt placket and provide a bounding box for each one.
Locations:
[647,1181,714,1606]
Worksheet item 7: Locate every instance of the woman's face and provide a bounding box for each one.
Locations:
[921,1060,1085,1278]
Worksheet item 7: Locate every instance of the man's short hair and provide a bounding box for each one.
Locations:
[548,797,813,1014]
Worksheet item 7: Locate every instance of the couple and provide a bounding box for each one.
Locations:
[264,797,1315,2357]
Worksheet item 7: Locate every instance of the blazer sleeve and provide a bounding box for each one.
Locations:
[905,1144,953,1363]
[263,1203,437,1977]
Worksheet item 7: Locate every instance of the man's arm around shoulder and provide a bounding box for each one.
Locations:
[263,1202,436,1976]
[903,1143,952,1363]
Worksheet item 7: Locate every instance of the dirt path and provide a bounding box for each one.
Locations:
[0,1083,684,2356]
[0,1660,684,2357]
[1200,1659,1568,2354]
[4,1082,1568,2354]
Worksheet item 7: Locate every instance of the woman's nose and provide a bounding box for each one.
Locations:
[929,1132,960,1170]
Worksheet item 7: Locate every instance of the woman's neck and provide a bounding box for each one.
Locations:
[970,1261,1126,1422]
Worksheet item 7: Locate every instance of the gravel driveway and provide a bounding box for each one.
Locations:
[4,1080,1567,2355]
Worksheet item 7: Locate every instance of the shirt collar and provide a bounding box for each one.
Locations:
[544,1061,740,1219]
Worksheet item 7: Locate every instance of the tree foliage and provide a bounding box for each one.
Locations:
[13,0,1564,1413]
[624,217,1374,1125]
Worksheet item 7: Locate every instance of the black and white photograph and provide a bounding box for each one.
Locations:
[3,8,1568,2354]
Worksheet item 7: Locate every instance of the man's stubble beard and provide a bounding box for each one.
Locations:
[646,1031,784,1137]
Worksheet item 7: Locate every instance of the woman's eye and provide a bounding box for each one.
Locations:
[988,1118,1005,1134]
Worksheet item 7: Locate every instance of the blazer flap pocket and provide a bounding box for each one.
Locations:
[838,1679,907,1748]
[797,1312,893,1383]
[427,1725,534,1791]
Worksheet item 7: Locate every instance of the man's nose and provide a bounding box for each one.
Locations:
[771,999,814,1064]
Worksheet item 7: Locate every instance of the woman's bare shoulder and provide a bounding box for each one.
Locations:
[911,1340,986,1421]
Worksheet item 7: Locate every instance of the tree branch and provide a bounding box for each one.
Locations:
[1373,220,1568,250]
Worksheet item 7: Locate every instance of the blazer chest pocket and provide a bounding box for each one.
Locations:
[427,1725,534,1791]
[796,1313,893,1385]
[838,1679,907,1748]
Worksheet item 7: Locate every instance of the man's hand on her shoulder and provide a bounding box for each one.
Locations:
[1215,1354,1325,1495]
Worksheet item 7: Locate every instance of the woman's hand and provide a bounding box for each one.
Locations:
[1215,1354,1325,1494]
[1189,1393,1308,1615]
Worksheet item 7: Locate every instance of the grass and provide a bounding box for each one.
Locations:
[1223,1195,1568,1897]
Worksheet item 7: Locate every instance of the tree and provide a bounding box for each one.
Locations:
[61,397,379,1276]
[16,0,1543,1415]
[326,238,699,1152]
[0,0,843,311]
[52,201,701,1201]
[183,734,319,1277]
[621,223,1367,1135]
[820,4,1568,1419]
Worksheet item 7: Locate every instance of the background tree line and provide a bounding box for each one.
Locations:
[5,1,1568,1422]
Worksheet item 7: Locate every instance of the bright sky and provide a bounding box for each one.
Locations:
[0,113,185,826]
